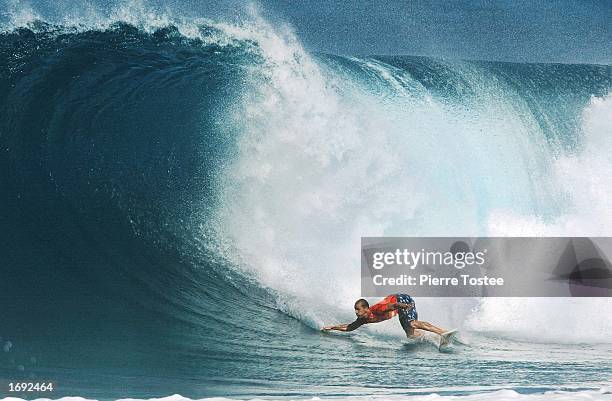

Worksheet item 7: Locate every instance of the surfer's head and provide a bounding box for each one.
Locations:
[354,298,370,318]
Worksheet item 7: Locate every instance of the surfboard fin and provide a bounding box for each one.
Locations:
[439,329,458,351]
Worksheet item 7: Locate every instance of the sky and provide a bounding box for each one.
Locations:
[4,0,611,64]
[261,0,611,64]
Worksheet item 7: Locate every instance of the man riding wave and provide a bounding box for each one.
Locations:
[322,294,456,347]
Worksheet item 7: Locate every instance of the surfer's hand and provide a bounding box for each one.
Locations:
[399,302,413,310]
[321,326,332,331]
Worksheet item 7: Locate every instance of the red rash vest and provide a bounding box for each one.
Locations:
[366,295,397,322]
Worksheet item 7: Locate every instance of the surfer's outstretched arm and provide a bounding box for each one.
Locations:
[322,319,364,332]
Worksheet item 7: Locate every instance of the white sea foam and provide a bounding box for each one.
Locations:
[471,94,612,343]
[3,387,612,401]
[487,93,612,237]
[210,9,612,344]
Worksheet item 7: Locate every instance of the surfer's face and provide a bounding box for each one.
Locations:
[354,305,370,318]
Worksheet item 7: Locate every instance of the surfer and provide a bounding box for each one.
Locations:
[321,294,456,347]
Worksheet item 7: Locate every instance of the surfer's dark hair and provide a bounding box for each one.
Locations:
[354,299,369,309]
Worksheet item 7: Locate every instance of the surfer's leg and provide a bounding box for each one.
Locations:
[396,294,421,338]
[400,319,415,336]
[409,320,446,335]
[399,316,421,338]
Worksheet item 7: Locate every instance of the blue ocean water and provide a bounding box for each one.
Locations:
[0,8,611,401]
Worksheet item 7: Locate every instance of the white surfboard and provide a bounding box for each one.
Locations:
[438,329,458,351]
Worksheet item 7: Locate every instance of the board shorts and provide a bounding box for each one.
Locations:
[396,293,418,332]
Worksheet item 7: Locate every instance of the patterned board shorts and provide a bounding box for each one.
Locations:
[396,293,418,331]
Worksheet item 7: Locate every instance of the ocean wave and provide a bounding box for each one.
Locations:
[1,8,611,347]
[1,5,611,397]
